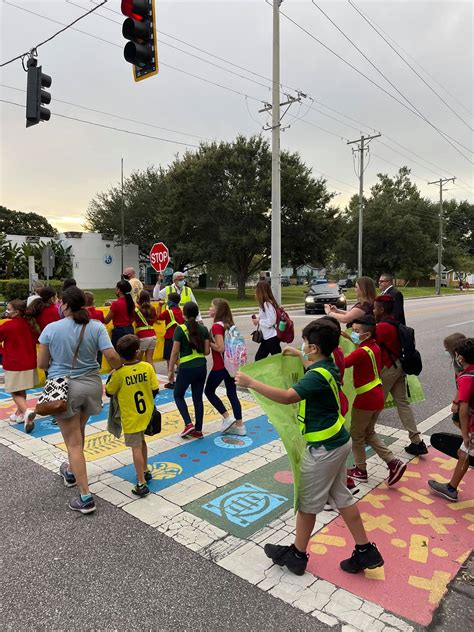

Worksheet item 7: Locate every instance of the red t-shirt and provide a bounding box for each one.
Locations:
[210,322,225,371]
[110,297,133,327]
[332,346,348,416]
[344,339,385,410]
[0,317,38,371]
[134,306,157,339]
[36,304,61,331]
[376,319,401,369]
[87,306,105,323]
[157,306,184,340]
[456,364,474,432]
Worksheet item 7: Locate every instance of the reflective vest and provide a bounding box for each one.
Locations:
[178,324,205,364]
[134,307,154,333]
[165,308,177,331]
[354,346,382,395]
[297,367,345,443]
[165,284,192,307]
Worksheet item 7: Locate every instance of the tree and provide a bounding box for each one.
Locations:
[442,199,474,271]
[0,206,57,236]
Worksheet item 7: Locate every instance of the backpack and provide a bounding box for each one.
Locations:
[385,321,422,376]
[217,323,247,377]
[275,306,294,343]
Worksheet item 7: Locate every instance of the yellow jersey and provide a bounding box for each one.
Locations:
[106,362,159,434]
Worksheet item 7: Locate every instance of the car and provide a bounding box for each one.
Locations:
[304,282,347,314]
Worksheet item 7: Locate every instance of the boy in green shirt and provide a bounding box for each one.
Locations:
[236,319,384,576]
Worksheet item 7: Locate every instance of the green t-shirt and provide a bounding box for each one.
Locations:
[293,359,350,451]
[173,322,209,368]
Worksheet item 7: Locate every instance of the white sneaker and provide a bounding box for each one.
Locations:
[24,409,36,434]
[224,425,247,436]
[9,413,23,424]
[221,416,236,432]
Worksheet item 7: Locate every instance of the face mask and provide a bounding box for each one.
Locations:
[351,331,362,345]
[301,342,310,361]
[167,301,176,309]
[177,280,185,288]
[444,350,451,357]
[454,355,464,371]
[5,309,12,317]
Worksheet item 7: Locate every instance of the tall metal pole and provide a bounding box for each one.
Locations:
[429,177,455,296]
[121,157,125,272]
[270,0,281,304]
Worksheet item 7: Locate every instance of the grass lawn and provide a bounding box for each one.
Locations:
[85,285,464,309]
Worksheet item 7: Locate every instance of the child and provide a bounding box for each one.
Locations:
[429,337,474,501]
[235,319,384,576]
[105,334,159,497]
[345,316,406,486]
[443,332,466,425]
[84,291,105,323]
[157,292,184,389]
[205,298,245,436]
[134,290,157,368]
[169,302,210,439]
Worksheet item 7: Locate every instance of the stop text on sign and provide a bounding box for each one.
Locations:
[149,242,170,272]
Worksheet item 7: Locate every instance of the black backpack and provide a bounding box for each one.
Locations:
[385,321,423,376]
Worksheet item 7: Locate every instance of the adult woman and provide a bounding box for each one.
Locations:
[0,300,39,431]
[169,302,210,439]
[38,287,121,514]
[28,287,61,331]
[252,281,281,361]
[325,276,376,327]
[104,280,135,349]
[134,290,157,367]
[205,298,245,436]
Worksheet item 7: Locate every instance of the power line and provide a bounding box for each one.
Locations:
[299,119,349,142]
[0,99,200,148]
[348,0,473,132]
[309,1,472,163]
[0,0,108,67]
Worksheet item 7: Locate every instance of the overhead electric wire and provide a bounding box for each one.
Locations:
[309,1,472,163]
[347,0,473,132]
[0,0,108,67]
[299,119,349,142]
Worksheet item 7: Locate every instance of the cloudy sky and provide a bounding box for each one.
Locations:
[1,0,472,232]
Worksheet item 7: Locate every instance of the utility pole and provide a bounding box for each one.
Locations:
[428,177,455,295]
[347,133,381,277]
[121,157,125,272]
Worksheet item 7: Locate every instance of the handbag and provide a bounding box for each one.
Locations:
[251,326,264,344]
[35,324,87,416]
[144,406,162,436]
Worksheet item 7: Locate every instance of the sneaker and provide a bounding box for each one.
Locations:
[224,425,247,436]
[59,462,77,487]
[190,430,204,439]
[346,476,357,490]
[405,440,428,456]
[180,424,195,438]
[428,479,458,502]
[264,543,308,576]
[164,382,175,389]
[347,466,368,482]
[221,416,236,432]
[340,542,384,574]
[387,459,407,486]
[68,495,96,514]
[144,468,152,482]
[132,483,150,497]
[9,412,23,425]
[24,409,36,434]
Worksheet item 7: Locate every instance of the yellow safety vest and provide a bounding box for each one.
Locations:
[165,308,177,330]
[165,284,192,307]
[178,324,205,364]
[354,346,382,395]
[297,367,345,443]
[134,307,154,333]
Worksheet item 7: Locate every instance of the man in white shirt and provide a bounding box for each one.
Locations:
[154,271,202,321]
[26,280,45,306]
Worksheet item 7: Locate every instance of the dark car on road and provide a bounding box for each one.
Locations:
[304,282,347,315]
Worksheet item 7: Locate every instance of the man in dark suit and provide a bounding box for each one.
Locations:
[378,273,406,325]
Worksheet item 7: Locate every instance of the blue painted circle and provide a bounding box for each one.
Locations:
[214,435,253,450]
[103,254,113,265]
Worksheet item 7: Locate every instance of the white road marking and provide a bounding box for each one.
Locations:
[446,319,474,328]
[417,404,452,433]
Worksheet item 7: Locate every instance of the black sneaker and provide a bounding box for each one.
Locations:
[69,495,96,514]
[264,543,308,576]
[144,469,152,482]
[59,462,77,487]
[405,440,428,456]
[164,382,175,390]
[340,543,384,574]
[132,483,150,497]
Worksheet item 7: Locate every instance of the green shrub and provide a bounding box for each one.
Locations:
[0,279,63,302]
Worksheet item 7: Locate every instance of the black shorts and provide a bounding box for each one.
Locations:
[164,338,173,360]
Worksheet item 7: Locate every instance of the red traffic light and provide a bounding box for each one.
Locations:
[121,0,147,20]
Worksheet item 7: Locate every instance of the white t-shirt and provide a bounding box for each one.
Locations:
[258,302,277,340]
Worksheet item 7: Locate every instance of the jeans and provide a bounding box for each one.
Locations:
[111,325,134,350]
[174,364,207,430]
[205,368,242,420]
[255,335,281,361]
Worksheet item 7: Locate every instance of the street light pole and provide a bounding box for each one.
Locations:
[270,0,281,304]
[121,157,125,272]
[428,177,455,295]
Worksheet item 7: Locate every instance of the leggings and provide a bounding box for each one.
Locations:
[255,335,281,361]
[205,368,242,420]
[111,325,134,350]
[174,364,207,431]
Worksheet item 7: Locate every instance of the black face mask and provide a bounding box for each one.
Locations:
[121,274,130,281]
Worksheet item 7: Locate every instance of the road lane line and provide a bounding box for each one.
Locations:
[446,319,474,328]
[418,405,452,433]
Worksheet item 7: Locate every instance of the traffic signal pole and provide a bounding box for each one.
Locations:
[428,177,455,295]
[271,0,281,304]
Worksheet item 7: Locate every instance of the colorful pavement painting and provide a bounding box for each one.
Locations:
[306,452,473,626]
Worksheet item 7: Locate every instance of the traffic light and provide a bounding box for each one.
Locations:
[26,58,52,128]
[121,0,159,82]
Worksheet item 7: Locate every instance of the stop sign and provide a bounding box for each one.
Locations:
[149,242,170,272]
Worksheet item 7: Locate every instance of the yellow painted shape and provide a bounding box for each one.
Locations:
[360,493,390,509]
[411,457,420,465]
[364,566,385,581]
[456,550,471,564]
[361,512,396,534]
[428,473,451,484]
[399,487,434,505]
[150,462,183,480]
[312,534,346,547]
[57,398,255,461]
[408,570,451,604]
[432,548,448,558]
[310,543,328,555]
[433,456,457,471]
[408,534,429,564]
[401,470,421,479]
[448,499,474,511]
[408,509,456,535]
[391,538,407,548]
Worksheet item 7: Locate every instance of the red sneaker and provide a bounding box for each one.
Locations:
[346,476,356,490]
[347,466,368,482]
[190,430,204,439]
[180,424,195,438]
[387,459,407,486]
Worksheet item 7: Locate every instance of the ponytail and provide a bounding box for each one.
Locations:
[10,299,40,335]
[183,301,203,352]
[61,287,90,325]
[116,280,134,318]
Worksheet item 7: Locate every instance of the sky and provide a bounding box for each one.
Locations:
[0,0,473,232]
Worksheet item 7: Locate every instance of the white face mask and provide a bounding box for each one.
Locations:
[177,279,185,288]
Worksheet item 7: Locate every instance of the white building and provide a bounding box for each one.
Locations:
[5,232,139,289]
